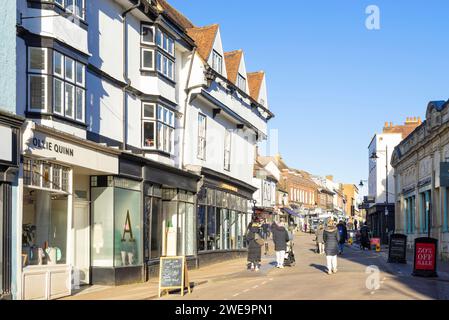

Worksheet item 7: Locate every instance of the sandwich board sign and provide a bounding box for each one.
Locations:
[158,256,191,297]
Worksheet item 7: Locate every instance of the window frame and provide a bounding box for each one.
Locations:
[53,77,64,115]
[28,74,48,113]
[224,129,231,171]
[141,24,155,45]
[156,51,175,80]
[197,113,207,160]
[237,73,246,92]
[141,103,175,153]
[141,48,155,71]
[28,47,48,74]
[212,50,223,74]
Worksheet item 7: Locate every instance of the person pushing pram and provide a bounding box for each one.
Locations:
[284,225,296,267]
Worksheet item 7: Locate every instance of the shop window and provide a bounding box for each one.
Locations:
[150,197,162,259]
[207,206,217,250]
[91,177,142,267]
[198,205,206,251]
[22,190,69,266]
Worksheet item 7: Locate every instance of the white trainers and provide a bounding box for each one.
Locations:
[328,270,332,275]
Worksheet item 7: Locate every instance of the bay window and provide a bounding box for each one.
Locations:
[28,47,86,122]
[142,103,174,154]
[154,28,175,81]
[156,51,174,80]
[141,25,155,45]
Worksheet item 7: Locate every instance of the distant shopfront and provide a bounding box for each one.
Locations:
[0,111,23,300]
[19,122,120,300]
[196,168,256,266]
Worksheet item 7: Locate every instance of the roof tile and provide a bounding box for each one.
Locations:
[224,50,243,84]
[247,71,264,101]
[186,24,219,61]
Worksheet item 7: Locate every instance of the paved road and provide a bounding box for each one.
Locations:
[158,233,448,300]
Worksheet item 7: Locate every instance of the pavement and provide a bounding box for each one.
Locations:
[62,232,449,300]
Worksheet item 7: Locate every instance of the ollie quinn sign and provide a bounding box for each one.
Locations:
[31,136,75,157]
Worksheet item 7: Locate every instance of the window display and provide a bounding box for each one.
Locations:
[197,187,249,252]
[91,176,142,268]
[22,189,68,266]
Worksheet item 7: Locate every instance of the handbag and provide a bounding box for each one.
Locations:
[254,232,265,246]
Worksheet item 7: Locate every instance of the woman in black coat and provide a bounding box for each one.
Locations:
[246,221,262,271]
[271,222,289,268]
[323,219,340,275]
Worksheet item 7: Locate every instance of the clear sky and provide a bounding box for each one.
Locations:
[169,0,449,186]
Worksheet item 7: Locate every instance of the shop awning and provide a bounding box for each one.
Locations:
[281,207,301,218]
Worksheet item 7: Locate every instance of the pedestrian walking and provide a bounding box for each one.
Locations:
[272,221,290,268]
[360,222,371,251]
[304,222,308,233]
[337,220,348,254]
[323,219,340,275]
[315,223,325,254]
[246,219,263,271]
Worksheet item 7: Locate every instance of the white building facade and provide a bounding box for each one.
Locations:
[367,130,402,243]
[1,0,272,299]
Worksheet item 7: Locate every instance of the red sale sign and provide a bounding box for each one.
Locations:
[415,243,435,270]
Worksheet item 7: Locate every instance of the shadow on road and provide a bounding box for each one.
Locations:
[309,263,328,274]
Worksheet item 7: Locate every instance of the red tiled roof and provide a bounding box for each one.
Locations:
[186,24,219,61]
[156,0,194,29]
[224,50,243,84]
[247,71,264,101]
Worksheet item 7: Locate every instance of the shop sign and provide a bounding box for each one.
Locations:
[219,183,238,193]
[24,130,118,174]
[158,256,191,297]
[413,237,438,277]
[0,124,12,162]
[31,136,74,157]
[388,233,407,264]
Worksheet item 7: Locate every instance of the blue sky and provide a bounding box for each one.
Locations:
[169,0,449,185]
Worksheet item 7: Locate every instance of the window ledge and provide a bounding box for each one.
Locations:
[25,111,87,129]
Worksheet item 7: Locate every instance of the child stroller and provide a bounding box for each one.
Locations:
[284,240,296,267]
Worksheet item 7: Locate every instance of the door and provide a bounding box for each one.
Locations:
[73,201,90,285]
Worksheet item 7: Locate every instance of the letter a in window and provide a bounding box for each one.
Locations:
[122,210,135,242]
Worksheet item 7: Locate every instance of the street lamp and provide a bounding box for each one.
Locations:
[251,199,257,221]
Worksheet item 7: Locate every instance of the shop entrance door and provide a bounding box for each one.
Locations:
[73,201,90,285]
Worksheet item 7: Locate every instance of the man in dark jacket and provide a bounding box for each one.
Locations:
[246,221,262,271]
[337,221,348,255]
[272,221,290,268]
[323,219,340,275]
[360,222,371,251]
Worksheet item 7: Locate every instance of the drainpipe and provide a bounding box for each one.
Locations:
[180,47,197,169]
[121,0,141,150]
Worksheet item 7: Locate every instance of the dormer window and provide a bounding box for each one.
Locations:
[212,50,222,74]
[237,73,246,92]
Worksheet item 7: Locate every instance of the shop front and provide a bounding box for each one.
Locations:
[141,159,200,279]
[0,111,23,300]
[196,168,256,266]
[19,123,119,299]
[367,203,395,244]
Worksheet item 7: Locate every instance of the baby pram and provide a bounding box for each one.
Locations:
[284,240,296,266]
